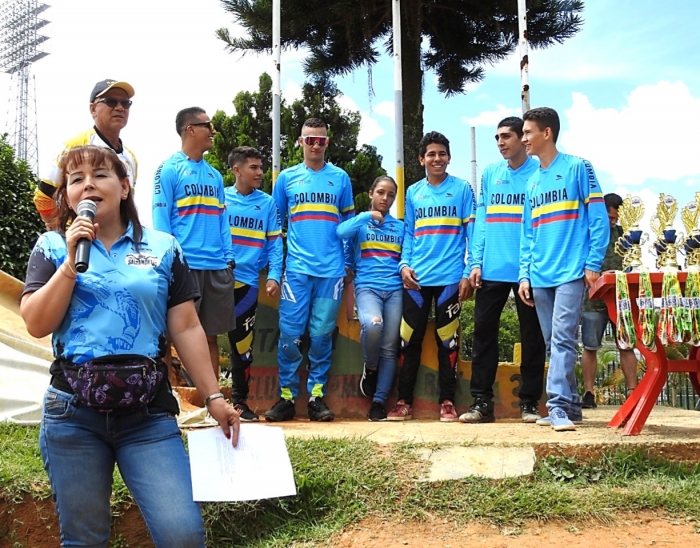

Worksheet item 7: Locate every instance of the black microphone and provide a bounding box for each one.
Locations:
[74,199,98,273]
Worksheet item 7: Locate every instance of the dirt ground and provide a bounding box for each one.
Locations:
[327,512,700,547]
[2,501,699,548]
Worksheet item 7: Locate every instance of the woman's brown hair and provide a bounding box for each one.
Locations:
[51,145,142,248]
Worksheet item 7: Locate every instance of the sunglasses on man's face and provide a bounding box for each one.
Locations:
[189,121,215,132]
[95,97,132,109]
[301,136,329,147]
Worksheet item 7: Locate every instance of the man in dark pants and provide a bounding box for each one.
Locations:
[460,117,546,424]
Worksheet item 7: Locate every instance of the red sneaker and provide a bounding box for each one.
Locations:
[387,399,413,421]
[440,400,459,422]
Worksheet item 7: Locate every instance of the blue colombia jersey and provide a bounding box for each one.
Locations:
[152,151,234,270]
[337,211,404,291]
[470,156,538,283]
[519,153,609,288]
[273,162,355,278]
[22,225,199,364]
[399,174,476,286]
[224,186,283,287]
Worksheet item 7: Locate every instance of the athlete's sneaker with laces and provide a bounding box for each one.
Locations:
[548,407,576,431]
[234,401,259,422]
[367,401,387,422]
[308,397,335,422]
[359,364,378,398]
[520,401,541,423]
[582,391,597,409]
[458,398,495,423]
[536,414,583,426]
[387,399,413,421]
[440,400,459,422]
[264,399,296,422]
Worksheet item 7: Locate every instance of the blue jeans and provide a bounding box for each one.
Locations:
[278,271,344,399]
[532,278,585,419]
[355,287,402,404]
[39,386,205,548]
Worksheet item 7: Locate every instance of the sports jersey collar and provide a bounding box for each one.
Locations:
[233,185,259,197]
[93,125,124,154]
[122,222,146,244]
[539,152,563,172]
[420,173,453,193]
[509,155,537,173]
[176,150,208,164]
[303,161,328,172]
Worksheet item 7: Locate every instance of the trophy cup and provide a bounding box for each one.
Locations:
[681,192,700,345]
[614,195,646,270]
[681,192,700,267]
[653,194,688,345]
[651,193,682,269]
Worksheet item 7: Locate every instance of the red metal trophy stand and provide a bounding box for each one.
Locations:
[589,272,700,435]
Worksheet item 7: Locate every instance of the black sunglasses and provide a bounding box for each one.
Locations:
[95,97,132,109]
[189,121,215,132]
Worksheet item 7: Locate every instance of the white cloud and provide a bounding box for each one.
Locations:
[372,101,395,123]
[462,104,520,127]
[336,95,384,145]
[560,81,700,187]
[282,80,303,103]
[356,116,384,146]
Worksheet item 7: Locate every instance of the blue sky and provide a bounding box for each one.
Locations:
[1,0,698,256]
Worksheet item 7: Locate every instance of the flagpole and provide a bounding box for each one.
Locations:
[272,0,281,184]
[518,0,530,113]
[392,0,405,219]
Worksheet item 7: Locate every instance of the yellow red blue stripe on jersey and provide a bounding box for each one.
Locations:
[290,203,340,223]
[360,241,401,261]
[415,216,462,236]
[532,200,579,228]
[177,196,223,217]
[586,192,604,205]
[486,205,523,223]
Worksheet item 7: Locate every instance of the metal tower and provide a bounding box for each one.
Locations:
[0,0,49,172]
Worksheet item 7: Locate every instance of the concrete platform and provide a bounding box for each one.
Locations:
[274,405,700,461]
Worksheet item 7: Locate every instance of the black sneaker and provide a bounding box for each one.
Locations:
[234,401,259,422]
[520,401,541,423]
[458,398,495,423]
[264,399,296,422]
[367,401,387,422]
[358,365,378,398]
[307,397,335,422]
[582,391,597,409]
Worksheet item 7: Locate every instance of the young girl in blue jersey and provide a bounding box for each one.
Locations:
[21,146,241,547]
[337,176,404,421]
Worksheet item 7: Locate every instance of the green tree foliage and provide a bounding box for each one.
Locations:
[461,295,520,362]
[207,73,386,209]
[217,0,583,184]
[0,134,44,281]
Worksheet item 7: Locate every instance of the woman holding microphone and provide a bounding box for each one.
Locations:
[21,145,240,547]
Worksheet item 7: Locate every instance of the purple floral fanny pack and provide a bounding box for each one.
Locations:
[58,354,166,410]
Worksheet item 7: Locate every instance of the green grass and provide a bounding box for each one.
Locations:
[2,424,700,547]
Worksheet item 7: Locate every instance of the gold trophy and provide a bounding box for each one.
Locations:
[681,192,700,267]
[651,193,682,269]
[614,194,646,270]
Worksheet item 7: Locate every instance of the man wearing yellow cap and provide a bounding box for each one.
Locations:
[33,79,138,227]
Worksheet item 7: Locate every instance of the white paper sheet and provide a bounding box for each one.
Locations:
[187,424,297,502]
